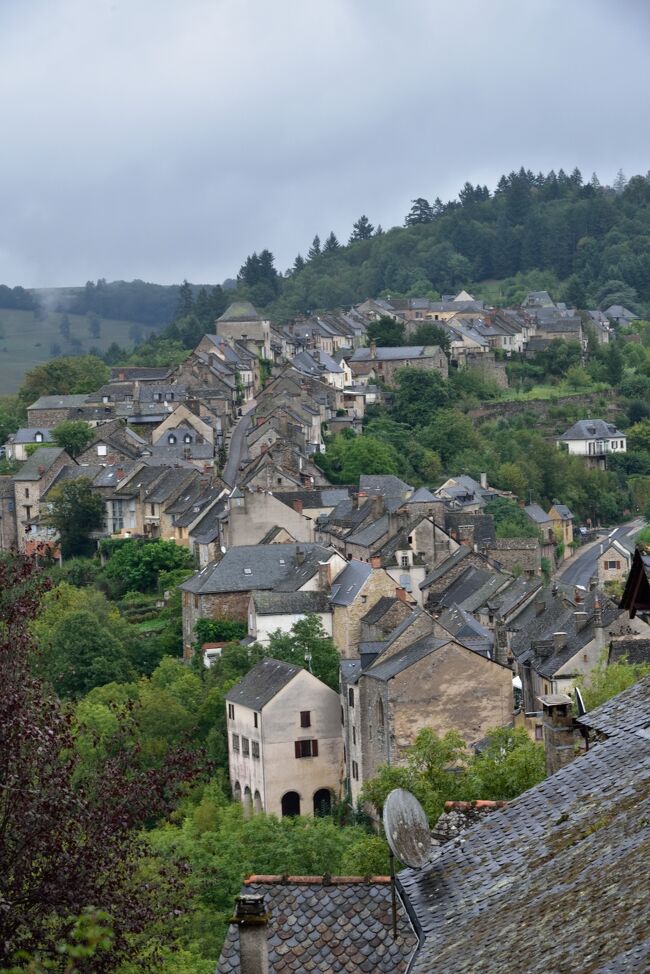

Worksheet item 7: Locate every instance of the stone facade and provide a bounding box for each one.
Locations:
[485,539,541,575]
[332,569,405,658]
[182,589,252,653]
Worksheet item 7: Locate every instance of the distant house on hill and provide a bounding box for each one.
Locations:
[557,419,626,470]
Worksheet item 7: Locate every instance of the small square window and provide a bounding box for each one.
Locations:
[97,444,107,456]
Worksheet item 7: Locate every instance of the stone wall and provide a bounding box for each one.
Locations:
[332,569,402,658]
[182,588,251,653]
[467,390,619,425]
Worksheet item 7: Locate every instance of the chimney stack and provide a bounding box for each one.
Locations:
[295,545,305,565]
[553,631,568,652]
[539,694,576,776]
[232,894,269,974]
[480,472,487,490]
[116,466,125,481]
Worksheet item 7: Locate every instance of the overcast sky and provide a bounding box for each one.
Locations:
[1,0,649,289]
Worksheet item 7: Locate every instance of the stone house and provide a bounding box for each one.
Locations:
[26,394,90,427]
[329,559,410,658]
[247,590,332,643]
[225,658,343,817]
[596,538,633,585]
[75,419,147,466]
[548,503,574,553]
[12,447,73,551]
[223,487,316,548]
[4,428,53,461]
[179,543,346,653]
[348,344,448,387]
[213,300,272,361]
[342,608,512,805]
[151,402,216,447]
[484,538,541,575]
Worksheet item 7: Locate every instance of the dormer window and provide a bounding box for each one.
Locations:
[34,432,43,443]
[183,434,192,444]
[102,395,110,404]
[168,434,177,445]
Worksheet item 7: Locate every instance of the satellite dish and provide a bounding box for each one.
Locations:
[574,686,587,717]
[382,788,431,868]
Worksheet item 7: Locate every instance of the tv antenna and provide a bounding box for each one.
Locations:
[382,788,432,940]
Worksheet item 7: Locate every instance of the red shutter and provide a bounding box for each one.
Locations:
[295,741,301,759]
[312,739,318,757]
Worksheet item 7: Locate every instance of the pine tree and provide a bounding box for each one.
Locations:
[323,232,340,252]
[307,235,321,260]
[613,168,627,193]
[405,198,434,225]
[176,279,193,318]
[349,215,374,242]
[293,254,306,273]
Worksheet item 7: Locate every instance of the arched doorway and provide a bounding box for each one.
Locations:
[243,786,252,819]
[281,791,301,817]
[313,788,332,817]
[233,781,242,803]
[253,790,263,814]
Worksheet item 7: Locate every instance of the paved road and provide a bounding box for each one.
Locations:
[222,411,253,487]
[557,519,644,588]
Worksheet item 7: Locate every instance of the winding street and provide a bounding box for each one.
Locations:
[222,404,254,487]
[557,518,644,589]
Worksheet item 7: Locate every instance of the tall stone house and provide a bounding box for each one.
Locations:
[225,658,343,817]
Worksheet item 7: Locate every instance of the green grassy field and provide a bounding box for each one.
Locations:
[0,309,160,393]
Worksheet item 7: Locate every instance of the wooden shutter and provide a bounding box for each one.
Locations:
[312,739,318,757]
[295,741,301,759]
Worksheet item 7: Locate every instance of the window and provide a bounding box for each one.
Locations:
[183,434,192,444]
[35,432,43,442]
[352,726,356,745]
[534,725,544,741]
[168,434,177,445]
[24,488,29,499]
[228,704,234,720]
[300,711,311,728]
[341,706,344,725]
[232,733,240,752]
[97,444,107,456]
[401,555,409,568]
[251,741,260,759]
[294,739,319,758]
[24,505,32,520]
[242,736,250,757]
[348,688,354,707]
[102,395,110,404]
[606,560,621,570]
[254,712,259,728]
[194,595,199,610]
[150,504,156,516]
[352,760,359,780]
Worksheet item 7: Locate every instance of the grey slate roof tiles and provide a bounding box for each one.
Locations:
[399,677,650,974]
[224,657,300,709]
[217,877,417,974]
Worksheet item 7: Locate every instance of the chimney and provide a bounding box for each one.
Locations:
[292,498,303,514]
[553,631,568,652]
[317,561,331,590]
[574,611,589,632]
[371,495,384,519]
[494,616,509,667]
[231,894,269,974]
[539,694,576,776]
[369,340,377,357]
[295,545,305,565]
[480,472,487,490]
[371,555,381,568]
[574,587,584,604]
[116,466,125,482]
[395,586,407,602]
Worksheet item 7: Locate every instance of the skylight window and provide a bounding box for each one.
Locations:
[243,568,253,575]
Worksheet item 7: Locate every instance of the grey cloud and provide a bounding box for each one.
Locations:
[0,0,649,287]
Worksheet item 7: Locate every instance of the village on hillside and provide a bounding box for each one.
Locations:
[1,287,645,825]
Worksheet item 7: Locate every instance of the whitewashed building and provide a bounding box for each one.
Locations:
[557,419,626,469]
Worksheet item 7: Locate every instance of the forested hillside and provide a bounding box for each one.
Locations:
[254,168,650,320]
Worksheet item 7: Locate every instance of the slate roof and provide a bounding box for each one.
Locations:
[361,595,403,626]
[41,463,103,498]
[251,590,331,615]
[344,514,390,548]
[180,543,334,594]
[358,474,413,497]
[274,487,352,510]
[510,587,620,678]
[217,876,417,974]
[524,502,552,524]
[609,636,650,666]
[551,503,574,520]
[218,300,261,322]
[27,394,89,410]
[400,675,650,974]
[438,604,494,657]
[329,559,372,606]
[13,447,67,480]
[419,546,473,590]
[407,486,437,503]
[224,657,300,709]
[365,634,448,682]
[559,419,625,441]
[9,428,54,444]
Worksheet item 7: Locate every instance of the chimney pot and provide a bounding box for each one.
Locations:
[539,694,576,776]
[553,631,568,651]
[232,894,269,974]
